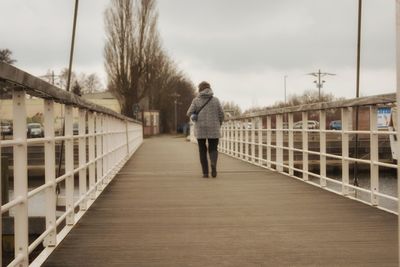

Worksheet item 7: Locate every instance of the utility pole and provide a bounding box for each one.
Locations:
[307,69,336,101]
[353,0,363,188]
[58,0,79,183]
[66,0,79,92]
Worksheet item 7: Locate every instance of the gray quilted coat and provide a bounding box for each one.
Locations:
[187,88,225,139]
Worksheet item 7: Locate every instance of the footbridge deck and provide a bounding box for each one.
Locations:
[43,136,397,267]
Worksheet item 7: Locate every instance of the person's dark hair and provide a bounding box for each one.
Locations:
[198,81,210,92]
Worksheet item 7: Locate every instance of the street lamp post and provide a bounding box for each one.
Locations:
[307,69,336,101]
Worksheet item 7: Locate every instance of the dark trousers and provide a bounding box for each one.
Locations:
[197,138,219,175]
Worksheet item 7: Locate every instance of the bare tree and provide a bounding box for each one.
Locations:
[59,68,77,90]
[72,81,82,96]
[222,101,242,118]
[0,49,16,64]
[104,0,159,117]
[81,73,103,94]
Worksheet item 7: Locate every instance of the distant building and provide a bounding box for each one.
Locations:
[82,91,121,113]
[83,91,159,136]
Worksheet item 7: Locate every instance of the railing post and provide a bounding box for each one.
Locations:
[222,123,226,153]
[302,112,309,180]
[288,113,294,176]
[107,116,111,180]
[13,89,28,266]
[65,105,74,225]
[238,120,243,159]
[251,118,256,163]
[276,114,283,172]
[396,4,400,260]
[234,120,239,157]
[341,107,350,195]
[88,112,96,200]
[44,100,56,247]
[96,113,103,191]
[266,116,271,169]
[103,115,109,182]
[245,120,249,160]
[258,117,263,165]
[370,106,379,206]
[319,110,327,187]
[78,108,87,210]
[0,110,2,267]
[125,120,129,157]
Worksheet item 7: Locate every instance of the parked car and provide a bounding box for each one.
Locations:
[27,123,44,138]
[73,123,79,135]
[329,120,342,130]
[0,121,13,135]
[293,120,320,129]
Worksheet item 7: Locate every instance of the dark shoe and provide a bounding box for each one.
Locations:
[211,166,217,178]
[203,174,209,178]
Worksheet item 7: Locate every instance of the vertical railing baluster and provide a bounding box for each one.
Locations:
[276,114,283,172]
[320,110,327,187]
[44,100,56,247]
[78,108,87,210]
[65,105,74,225]
[106,116,110,180]
[267,116,271,169]
[258,117,263,165]
[230,121,233,155]
[238,121,243,159]
[288,113,294,176]
[96,113,103,191]
[225,123,228,153]
[234,120,238,158]
[88,112,96,200]
[0,100,2,267]
[111,117,115,169]
[370,106,379,205]
[245,119,249,160]
[227,121,232,155]
[302,112,309,181]
[13,90,28,266]
[231,121,234,156]
[125,120,129,157]
[251,118,256,163]
[222,123,226,153]
[341,107,350,195]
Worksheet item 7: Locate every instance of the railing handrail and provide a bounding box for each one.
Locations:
[215,96,399,215]
[0,63,144,267]
[228,93,396,120]
[0,62,140,123]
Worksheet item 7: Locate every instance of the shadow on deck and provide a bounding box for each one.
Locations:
[43,136,397,267]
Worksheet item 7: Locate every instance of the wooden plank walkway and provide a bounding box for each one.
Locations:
[43,136,397,267]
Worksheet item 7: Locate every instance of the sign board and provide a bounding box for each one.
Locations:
[377,107,391,129]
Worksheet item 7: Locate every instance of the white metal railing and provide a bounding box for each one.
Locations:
[0,62,143,266]
[219,94,398,214]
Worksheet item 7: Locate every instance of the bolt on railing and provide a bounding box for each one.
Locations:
[0,62,143,267]
[218,94,398,214]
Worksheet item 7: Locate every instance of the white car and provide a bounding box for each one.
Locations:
[293,120,320,129]
[27,123,44,138]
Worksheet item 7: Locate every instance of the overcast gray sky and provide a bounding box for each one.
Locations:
[0,0,396,109]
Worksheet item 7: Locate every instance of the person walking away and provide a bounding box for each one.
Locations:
[187,81,224,178]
